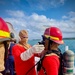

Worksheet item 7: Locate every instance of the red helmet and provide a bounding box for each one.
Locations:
[0,17,10,42]
[44,26,64,44]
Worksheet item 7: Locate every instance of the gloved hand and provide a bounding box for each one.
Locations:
[20,44,44,61]
[31,44,44,53]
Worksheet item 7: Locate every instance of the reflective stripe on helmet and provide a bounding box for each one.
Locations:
[44,35,59,41]
[0,30,10,38]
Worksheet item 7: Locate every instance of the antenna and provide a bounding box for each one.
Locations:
[65,46,69,51]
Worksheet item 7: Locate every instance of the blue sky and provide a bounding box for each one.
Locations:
[0,0,75,39]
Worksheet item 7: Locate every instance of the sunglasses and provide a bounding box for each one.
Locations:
[22,37,28,38]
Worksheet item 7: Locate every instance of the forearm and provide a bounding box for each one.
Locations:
[20,48,33,61]
[20,44,44,61]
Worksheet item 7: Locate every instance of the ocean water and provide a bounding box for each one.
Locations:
[28,39,75,53]
[28,39,75,65]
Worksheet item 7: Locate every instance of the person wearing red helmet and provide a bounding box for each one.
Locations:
[0,17,11,75]
[38,26,64,75]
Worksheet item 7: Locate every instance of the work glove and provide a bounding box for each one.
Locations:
[20,44,44,61]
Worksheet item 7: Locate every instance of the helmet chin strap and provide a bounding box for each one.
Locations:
[48,27,51,51]
[48,38,51,51]
[48,38,53,51]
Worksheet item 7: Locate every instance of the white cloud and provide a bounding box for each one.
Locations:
[62,16,68,19]
[6,10,25,17]
[26,0,66,10]
[68,11,75,17]
[4,10,75,39]
[29,13,50,24]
